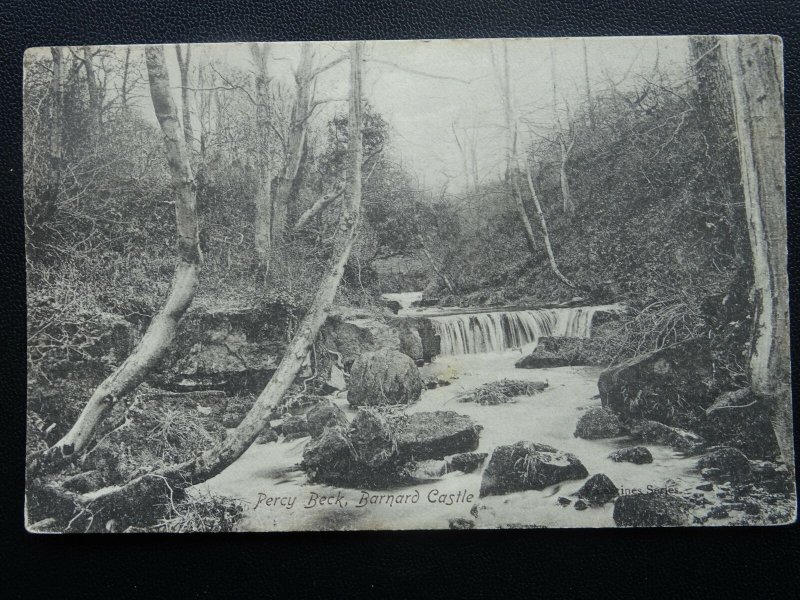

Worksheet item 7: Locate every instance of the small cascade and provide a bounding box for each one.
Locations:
[430,304,622,356]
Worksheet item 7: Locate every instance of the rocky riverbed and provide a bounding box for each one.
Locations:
[194,349,793,530]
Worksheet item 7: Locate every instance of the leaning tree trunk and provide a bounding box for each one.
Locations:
[27,45,202,476]
[251,44,273,269]
[520,152,575,289]
[496,41,575,289]
[47,41,366,529]
[724,35,794,476]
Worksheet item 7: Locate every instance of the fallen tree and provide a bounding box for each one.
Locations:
[28,41,366,531]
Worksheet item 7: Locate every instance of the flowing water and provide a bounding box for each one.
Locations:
[196,301,703,531]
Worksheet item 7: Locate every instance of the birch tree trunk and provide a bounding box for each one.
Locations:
[46,47,63,205]
[496,41,575,288]
[82,46,101,145]
[250,44,273,269]
[496,41,539,258]
[28,45,202,475]
[175,44,194,150]
[724,35,794,475]
[275,42,314,235]
[50,41,366,527]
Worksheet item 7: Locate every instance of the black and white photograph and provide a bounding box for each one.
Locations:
[24,35,794,532]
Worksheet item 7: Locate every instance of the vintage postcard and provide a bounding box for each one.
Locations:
[24,35,794,532]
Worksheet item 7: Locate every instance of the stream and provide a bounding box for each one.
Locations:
[196,293,705,530]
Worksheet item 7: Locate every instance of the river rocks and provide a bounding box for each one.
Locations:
[303,409,482,488]
[446,452,488,474]
[347,349,423,407]
[396,412,481,460]
[576,474,619,505]
[255,427,279,444]
[479,442,589,497]
[458,379,548,405]
[608,446,654,465]
[630,420,705,453]
[598,338,717,428]
[574,407,625,439]
[281,415,309,440]
[390,316,441,362]
[696,447,753,483]
[515,337,612,369]
[302,426,359,485]
[515,350,568,369]
[398,325,424,364]
[321,311,403,371]
[306,400,349,438]
[613,493,693,527]
[702,388,779,460]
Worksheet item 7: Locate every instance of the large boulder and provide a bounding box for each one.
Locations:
[630,420,705,453]
[613,493,693,527]
[515,350,568,369]
[574,407,625,439]
[396,411,481,460]
[479,442,589,497]
[598,338,718,429]
[576,474,619,505]
[155,305,287,393]
[514,334,617,369]
[399,325,424,365]
[348,349,423,407]
[303,409,481,488]
[390,317,441,362]
[702,389,780,460]
[281,415,309,440]
[321,310,402,371]
[306,400,349,438]
[608,446,653,465]
[696,447,753,483]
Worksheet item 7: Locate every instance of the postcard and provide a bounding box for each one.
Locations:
[24,35,794,532]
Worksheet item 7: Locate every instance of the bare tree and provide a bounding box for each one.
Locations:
[46,47,63,207]
[28,44,203,475]
[80,46,102,144]
[494,41,576,288]
[551,44,576,215]
[34,41,367,527]
[274,42,314,236]
[724,35,793,475]
[250,44,273,270]
[582,38,595,130]
[175,44,194,150]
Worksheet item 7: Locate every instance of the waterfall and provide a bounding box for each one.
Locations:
[430,304,622,356]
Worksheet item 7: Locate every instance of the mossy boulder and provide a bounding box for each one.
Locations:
[613,493,693,527]
[306,400,349,438]
[598,339,718,429]
[608,446,653,464]
[348,349,423,407]
[479,441,589,497]
[576,474,619,505]
[574,407,625,439]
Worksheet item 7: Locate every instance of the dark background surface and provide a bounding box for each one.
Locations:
[1,0,799,597]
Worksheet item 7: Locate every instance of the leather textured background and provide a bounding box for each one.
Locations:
[1,1,798,596]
